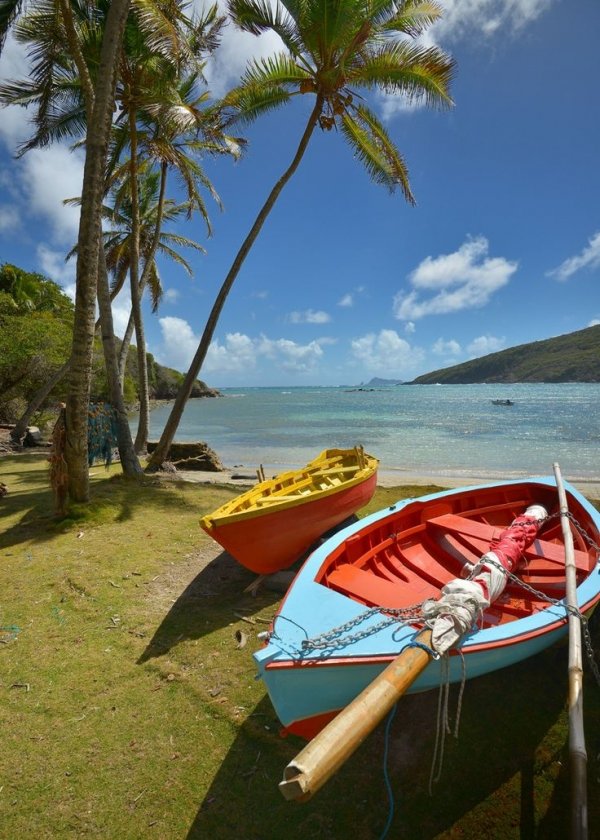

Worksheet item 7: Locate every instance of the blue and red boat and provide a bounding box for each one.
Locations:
[254,477,600,742]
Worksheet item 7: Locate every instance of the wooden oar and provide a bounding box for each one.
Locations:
[279,628,435,801]
[553,462,588,839]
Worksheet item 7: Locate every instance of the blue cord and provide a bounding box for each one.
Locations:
[379,702,398,840]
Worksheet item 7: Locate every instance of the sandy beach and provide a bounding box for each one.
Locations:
[174,464,600,498]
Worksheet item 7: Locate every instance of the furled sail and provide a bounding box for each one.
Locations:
[424,504,548,654]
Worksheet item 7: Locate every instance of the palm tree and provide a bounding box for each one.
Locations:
[101,169,207,383]
[146,0,455,470]
[1,0,231,492]
[108,5,236,452]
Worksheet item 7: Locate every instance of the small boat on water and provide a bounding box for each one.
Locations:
[254,477,600,741]
[491,398,514,405]
[199,447,378,575]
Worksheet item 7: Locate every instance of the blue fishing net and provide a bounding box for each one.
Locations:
[87,402,118,466]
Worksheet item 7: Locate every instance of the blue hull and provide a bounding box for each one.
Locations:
[254,477,600,734]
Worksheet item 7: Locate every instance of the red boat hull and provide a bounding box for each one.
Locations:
[203,472,377,574]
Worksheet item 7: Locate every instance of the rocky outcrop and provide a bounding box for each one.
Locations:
[146,440,223,472]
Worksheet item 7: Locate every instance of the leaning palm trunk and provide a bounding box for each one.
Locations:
[146,97,323,471]
[11,358,71,445]
[65,0,132,502]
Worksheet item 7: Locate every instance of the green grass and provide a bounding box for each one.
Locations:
[1,456,599,838]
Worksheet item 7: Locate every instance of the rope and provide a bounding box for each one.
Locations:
[379,702,398,840]
[403,640,440,660]
[428,655,451,794]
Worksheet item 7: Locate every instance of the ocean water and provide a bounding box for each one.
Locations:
[143,383,600,482]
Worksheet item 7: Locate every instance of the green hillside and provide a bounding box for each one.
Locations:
[410,324,600,384]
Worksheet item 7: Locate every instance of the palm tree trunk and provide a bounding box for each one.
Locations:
[146,97,324,471]
[118,162,168,390]
[96,246,142,476]
[65,0,131,502]
[127,105,150,454]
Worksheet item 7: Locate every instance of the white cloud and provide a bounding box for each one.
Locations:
[587,319,600,327]
[155,318,328,376]
[21,146,84,243]
[379,0,554,119]
[433,337,462,356]
[163,288,180,303]
[393,236,517,321]
[288,308,331,324]
[255,335,325,374]
[0,204,20,232]
[404,321,416,335]
[338,293,354,307]
[0,36,33,149]
[434,0,553,41]
[547,232,600,281]
[111,288,132,339]
[37,244,76,297]
[351,329,425,376]
[156,316,200,371]
[467,334,506,356]
[203,3,285,97]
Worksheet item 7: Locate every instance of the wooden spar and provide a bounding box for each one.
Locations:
[279,628,435,802]
[552,462,588,839]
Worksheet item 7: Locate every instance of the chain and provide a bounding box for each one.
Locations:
[480,512,600,688]
[300,604,426,652]
[296,510,600,683]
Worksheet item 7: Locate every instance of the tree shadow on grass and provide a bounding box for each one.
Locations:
[137,516,361,664]
[0,458,203,551]
[184,635,600,840]
[137,547,284,663]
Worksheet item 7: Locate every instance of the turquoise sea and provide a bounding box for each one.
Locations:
[144,383,600,483]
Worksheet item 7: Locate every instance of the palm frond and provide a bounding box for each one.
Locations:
[381,0,446,37]
[146,262,162,312]
[228,0,304,57]
[130,0,192,67]
[155,242,199,273]
[341,104,414,202]
[0,0,23,51]
[348,42,454,108]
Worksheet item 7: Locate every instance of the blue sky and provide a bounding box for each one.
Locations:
[1,0,599,387]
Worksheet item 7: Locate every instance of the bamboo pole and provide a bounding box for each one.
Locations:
[279,628,435,801]
[553,462,588,840]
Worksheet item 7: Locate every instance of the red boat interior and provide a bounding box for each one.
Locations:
[316,484,599,628]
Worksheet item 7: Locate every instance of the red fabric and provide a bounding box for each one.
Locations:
[489,515,542,572]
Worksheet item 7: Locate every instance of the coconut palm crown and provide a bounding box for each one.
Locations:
[225,0,455,201]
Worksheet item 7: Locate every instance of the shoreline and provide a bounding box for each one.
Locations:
[172,463,600,498]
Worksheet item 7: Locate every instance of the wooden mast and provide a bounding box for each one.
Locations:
[553,462,588,839]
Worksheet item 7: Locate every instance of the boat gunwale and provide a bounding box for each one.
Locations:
[255,476,600,667]
[200,450,378,529]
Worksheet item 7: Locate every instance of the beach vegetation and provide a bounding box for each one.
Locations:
[146,0,456,472]
[1,453,599,837]
[0,262,215,434]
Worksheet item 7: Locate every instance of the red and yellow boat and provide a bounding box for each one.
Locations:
[199,447,378,574]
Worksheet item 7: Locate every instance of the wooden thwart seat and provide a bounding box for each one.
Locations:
[327,564,433,609]
[427,513,591,572]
